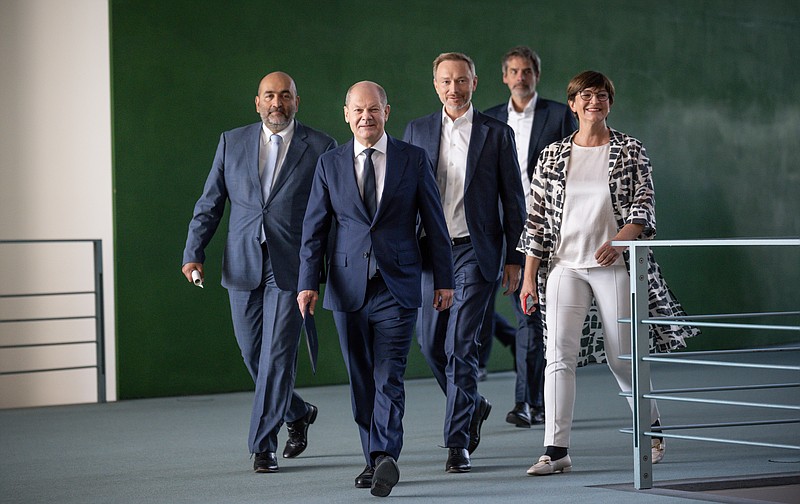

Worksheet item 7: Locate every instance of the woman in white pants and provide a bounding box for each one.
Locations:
[517,70,698,476]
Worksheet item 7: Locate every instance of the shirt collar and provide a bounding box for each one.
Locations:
[441,103,474,125]
[507,92,538,115]
[261,120,295,143]
[353,132,388,157]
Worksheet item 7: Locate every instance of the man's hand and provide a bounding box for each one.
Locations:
[297,290,319,316]
[501,264,522,295]
[182,262,203,283]
[433,288,454,312]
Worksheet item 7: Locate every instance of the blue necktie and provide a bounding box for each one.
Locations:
[261,134,282,203]
[260,134,282,243]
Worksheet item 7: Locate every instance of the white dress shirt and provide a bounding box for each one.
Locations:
[506,93,537,209]
[437,105,473,239]
[353,132,388,208]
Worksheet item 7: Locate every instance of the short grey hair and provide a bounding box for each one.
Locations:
[344,81,388,108]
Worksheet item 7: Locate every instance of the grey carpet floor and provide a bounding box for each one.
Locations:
[2,352,798,503]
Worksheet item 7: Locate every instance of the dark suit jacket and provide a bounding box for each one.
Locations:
[483,97,577,182]
[183,120,337,291]
[402,109,526,283]
[298,135,454,313]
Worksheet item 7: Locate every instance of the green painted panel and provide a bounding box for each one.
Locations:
[111,0,799,398]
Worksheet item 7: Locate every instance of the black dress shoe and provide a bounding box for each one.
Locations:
[371,455,400,497]
[445,447,471,473]
[253,451,278,473]
[283,403,318,458]
[505,402,532,428]
[355,465,374,488]
[531,407,545,425]
[467,396,491,454]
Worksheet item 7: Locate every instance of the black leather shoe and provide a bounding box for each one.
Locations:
[531,407,545,425]
[355,465,374,488]
[253,451,278,473]
[445,447,471,473]
[505,402,532,428]
[371,455,400,497]
[283,403,318,458]
[467,396,491,454]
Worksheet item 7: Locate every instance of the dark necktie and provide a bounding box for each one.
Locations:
[362,148,377,219]
[362,148,378,279]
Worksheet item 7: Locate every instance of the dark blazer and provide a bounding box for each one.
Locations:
[183,120,337,292]
[298,135,454,312]
[402,109,526,282]
[483,97,577,182]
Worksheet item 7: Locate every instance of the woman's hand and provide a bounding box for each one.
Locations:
[595,240,624,267]
[519,256,540,315]
[596,224,644,267]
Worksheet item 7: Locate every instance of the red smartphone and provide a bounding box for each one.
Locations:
[522,293,536,314]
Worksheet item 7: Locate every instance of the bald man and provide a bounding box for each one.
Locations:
[182,72,336,473]
[298,81,453,496]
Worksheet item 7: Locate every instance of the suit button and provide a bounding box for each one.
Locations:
[363,252,369,258]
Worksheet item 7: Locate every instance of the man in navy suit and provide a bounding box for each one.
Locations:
[182,71,336,473]
[403,52,526,473]
[483,46,577,428]
[297,81,454,497]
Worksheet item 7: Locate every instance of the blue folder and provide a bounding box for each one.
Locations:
[302,306,318,374]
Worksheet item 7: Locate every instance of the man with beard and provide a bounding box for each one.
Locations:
[402,53,525,473]
[182,71,336,473]
[483,46,577,428]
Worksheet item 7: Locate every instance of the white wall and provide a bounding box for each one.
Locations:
[0,0,116,406]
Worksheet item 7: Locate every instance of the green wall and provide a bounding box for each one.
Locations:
[111,0,799,399]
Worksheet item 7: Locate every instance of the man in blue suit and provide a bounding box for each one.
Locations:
[182,71,336,473]
[403,52,526,473]
[297,81,454,497]
[483,46,577,428]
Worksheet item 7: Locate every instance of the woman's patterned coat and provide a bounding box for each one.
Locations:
[518,128,699,364]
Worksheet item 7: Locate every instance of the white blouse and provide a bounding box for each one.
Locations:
[552,142,623,268]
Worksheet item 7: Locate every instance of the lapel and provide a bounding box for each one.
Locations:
[528,100,550,176]
[244,123,263,200]
[498,106,509,123]
[465,110,489,191]
[607,128,624,179]
[375,136,408,222]
[334,139,372,222]
[268,121,308,200]
[424,113,443,171]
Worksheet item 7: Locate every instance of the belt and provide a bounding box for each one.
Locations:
[451,236,471,247]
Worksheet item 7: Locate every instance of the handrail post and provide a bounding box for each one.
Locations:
[630,244,652,489]
[93,240,107,403]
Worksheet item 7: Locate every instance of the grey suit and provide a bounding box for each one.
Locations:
[183,120,336,454]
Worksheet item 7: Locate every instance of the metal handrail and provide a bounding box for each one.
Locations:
[0,239,106,403]
[611,237,800,489]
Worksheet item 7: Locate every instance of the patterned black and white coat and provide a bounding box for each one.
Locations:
[518,128,698,364]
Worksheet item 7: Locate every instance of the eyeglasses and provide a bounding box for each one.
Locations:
[577,90,610,102]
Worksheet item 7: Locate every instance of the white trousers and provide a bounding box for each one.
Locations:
[543,265,659,447]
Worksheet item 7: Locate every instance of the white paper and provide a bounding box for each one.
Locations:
[191,269,204,288]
